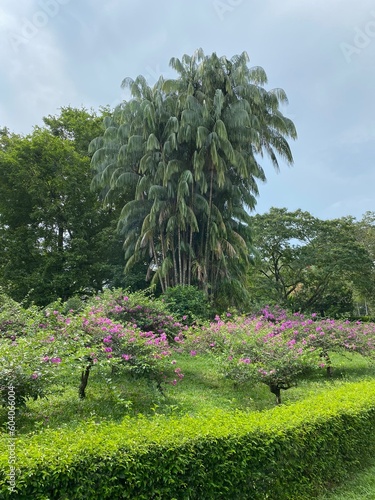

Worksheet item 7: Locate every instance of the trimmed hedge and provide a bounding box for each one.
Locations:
[2,380,375,499]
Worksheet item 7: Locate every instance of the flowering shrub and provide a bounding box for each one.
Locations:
[35,293,184,399]
[184,310,375,404]
[0,333,62,408]
[162,285,211,324]
[93,289,185,343]
[0,291,41,340]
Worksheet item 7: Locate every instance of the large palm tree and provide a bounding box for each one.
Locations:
[90,49,297,304]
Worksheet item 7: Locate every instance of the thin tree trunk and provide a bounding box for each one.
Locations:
[79,363,92,399]
[178,226,182,286]
[160,232,169,290]
[58,225,64,251]
[270,384,282,405]
[188,225,193,286]
[204,168,214,294]
[172,241,178,287]
[150,238,164,292]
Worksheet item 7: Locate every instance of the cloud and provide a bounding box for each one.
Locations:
[0,0,78,133]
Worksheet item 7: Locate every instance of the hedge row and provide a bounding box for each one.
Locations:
[2,380,375,499]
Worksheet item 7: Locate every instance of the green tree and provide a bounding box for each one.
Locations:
[0,110,126,305]
[353,212,375,315]
[90,49,297,307]
[249,208,375,316]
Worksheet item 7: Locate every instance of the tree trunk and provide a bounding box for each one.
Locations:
[172,241,178,287]
[79,363,92,399]
[178,226,182,285]
[188,225,193,286]
[204,168,214,294]
[270,384,282,405]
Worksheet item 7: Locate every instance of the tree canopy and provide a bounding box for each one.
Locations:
[248,208,375,316]
[0,108,126,306]
[89,49,297,305]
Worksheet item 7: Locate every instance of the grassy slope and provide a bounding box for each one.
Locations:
[1,350,373,438]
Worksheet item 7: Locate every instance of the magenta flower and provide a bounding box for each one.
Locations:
[51,357,61,363]
[104,347,112,353]
[121,354,132,361]
[190,350,197,356]
[31,372,39,379]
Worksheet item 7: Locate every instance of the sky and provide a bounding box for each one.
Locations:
[1,0,374,221]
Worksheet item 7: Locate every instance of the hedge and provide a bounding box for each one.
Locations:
[1,380,375,499]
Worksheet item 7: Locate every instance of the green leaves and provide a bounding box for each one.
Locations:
[88,49,296,305]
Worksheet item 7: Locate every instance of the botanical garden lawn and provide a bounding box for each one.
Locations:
[2,350,374,439]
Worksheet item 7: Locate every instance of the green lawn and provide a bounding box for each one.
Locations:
[319,459,375,499]
[1,350,374,439]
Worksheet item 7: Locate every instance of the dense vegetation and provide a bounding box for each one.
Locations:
[1,290,375,498]
[1,50,374,315]
[1,49,375,498]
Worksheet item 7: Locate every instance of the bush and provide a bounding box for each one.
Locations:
[96,289,185,343]
[162,285,211,324]
[1,380,375,499]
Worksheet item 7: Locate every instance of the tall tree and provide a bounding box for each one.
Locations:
[0,109,126,305]
[249,208,375,316]
[90,50,297,306]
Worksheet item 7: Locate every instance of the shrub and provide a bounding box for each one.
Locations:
[1,380,375,499]
[95,289,185,343]
[162,285,211,324]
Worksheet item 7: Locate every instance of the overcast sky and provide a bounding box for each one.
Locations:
[1,0,374,221]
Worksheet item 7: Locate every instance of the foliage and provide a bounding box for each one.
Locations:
[0,291,183,405]
[248,208,375,316]
[90,49,296,307]
[183,309,375,403]
[90,288,186,343]
[0,110,126,306]
[162,285,211,324]
[0,332,62,408]
[1,381,375,499]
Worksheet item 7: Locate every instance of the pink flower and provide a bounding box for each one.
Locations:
[31,372,39,379]
[190,350,197,356]
[121,354,132,361]
[171,379,177,386]
[182,315,187,320]
[51,357,61,363]
[240,358,251,364]
[171,360,177,365]
[104,347,112,353]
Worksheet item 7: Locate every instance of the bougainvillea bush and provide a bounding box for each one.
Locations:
[0,290,183,409]
[182,309,375,404]
[92,288,187,342]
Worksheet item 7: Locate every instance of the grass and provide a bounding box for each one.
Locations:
[1,350,374,438]
[1,347,375,498]
[319,458,375,499]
